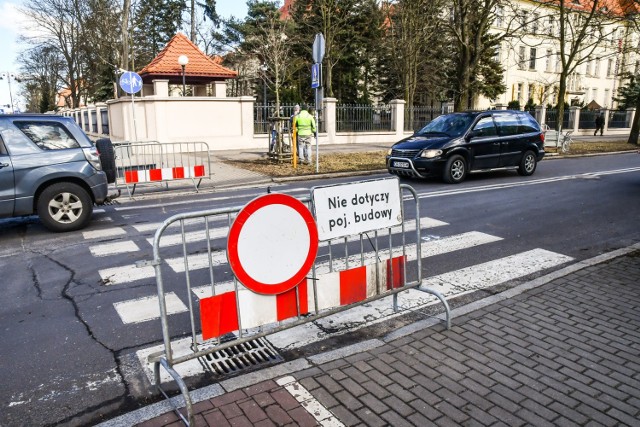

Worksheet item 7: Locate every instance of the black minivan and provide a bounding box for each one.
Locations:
[387,110,545,183]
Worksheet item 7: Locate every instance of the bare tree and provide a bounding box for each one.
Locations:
[539,0,621,131]
[383,0,445,115]
[251,13,292,115]
[20,0,85,108]
[122,0,131,70]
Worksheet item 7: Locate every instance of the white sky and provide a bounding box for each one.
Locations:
[0,0,249,111]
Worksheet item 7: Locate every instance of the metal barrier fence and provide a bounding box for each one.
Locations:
[114,141,211,197]
[337,103,392,132]
[146,182,451,425]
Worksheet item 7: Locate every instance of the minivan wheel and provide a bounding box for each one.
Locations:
[37,183,93,232]
[443,155,467,184]
[518,150,537,176]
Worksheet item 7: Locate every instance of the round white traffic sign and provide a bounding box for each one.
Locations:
[227,193,318,295]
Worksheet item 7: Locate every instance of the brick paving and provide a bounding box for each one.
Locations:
[135,251,640,426]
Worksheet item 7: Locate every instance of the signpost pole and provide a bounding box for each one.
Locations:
[119,71,143,142]
[312,33,325,175]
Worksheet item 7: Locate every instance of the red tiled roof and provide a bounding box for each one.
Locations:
[279,0,295,19]
[138,33,237,83]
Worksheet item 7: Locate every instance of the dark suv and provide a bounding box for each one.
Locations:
[0,114,110,232]
[387,110,545,183]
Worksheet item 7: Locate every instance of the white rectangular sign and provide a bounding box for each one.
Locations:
[311,178,403,241]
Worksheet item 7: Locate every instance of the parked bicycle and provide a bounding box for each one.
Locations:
[560,131,573,154]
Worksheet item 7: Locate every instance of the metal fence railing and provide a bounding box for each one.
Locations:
[101,109,109,135]
[254,104,325,134]
[609,110,628,128]
[91,110,98,134]
[337,104,392,132]
[404,106,445,132]
[544,109,570,130]
[82,110,89,132]
[579,110,597,130]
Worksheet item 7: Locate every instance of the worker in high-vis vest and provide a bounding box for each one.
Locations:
[293,104,316,165]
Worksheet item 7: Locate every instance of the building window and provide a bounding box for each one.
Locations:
[547,16,555,36]
[594,59,600,77]
[592,88,598,103]
[495,6,503,27]
[607,58,614,76]
[529,48,537,70]
[518,46,526,70]
[532,13,540,34]
[517,83,523,103]
[545,49,552,72]
[604,89,610,106]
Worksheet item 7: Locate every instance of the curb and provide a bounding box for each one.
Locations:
[97,242,640,427]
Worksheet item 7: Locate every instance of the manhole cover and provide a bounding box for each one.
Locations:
[200,337,283,376]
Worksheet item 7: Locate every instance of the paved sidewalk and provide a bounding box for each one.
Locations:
[104,245,640,427]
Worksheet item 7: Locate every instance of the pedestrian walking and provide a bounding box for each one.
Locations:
[293,104,316,165]
[594,112,604,136]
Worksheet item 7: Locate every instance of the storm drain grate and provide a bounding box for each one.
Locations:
[199,337,283,377]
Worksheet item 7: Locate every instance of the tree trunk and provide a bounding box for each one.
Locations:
[121,0,130,70]
[191,0,196,43]
[557,74,567,132]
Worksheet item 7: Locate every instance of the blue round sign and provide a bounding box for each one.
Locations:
[119,71,143,94]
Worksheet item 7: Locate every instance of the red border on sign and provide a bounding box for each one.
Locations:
[227,193,319,295]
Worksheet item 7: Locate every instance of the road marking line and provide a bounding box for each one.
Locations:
[423,248,574,295]
[90,241,140,257]
[97,229,489,285]
[276,376,345,426]
[113,293,187,324]
[82,227,127,240]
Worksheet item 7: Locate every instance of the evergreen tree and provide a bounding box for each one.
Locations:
[132,0,187,69]
[290,0,376,101]
[615,73,640,110]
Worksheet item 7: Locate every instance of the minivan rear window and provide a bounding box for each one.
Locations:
[494,114,520,136]
[14,121,80,151]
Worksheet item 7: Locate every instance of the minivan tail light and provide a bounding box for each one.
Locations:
[83,147,103,171]
[540,133,545,143]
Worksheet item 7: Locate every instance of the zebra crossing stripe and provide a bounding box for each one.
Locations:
[423,248,574,295]
[90,241,140,257]
[113,292,187,324]
[97,230,496,285]
[82,227,127,240]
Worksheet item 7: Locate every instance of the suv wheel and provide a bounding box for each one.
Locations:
[96,138,116,184]
[37,183,93,232]
[518,150,537,176]
[443,154,467,184]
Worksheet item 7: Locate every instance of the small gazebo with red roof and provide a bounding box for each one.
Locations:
[138,33,237,97]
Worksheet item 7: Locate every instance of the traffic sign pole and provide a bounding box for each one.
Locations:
[312,34,325,174]
[119,71,143,142]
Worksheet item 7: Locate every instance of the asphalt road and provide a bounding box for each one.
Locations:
[0,151,639,426]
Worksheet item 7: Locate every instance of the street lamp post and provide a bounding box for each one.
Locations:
[178,55,189,96]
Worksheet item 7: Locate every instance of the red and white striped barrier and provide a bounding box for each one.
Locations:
[124,165,205,184]
[200,256,406,340]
